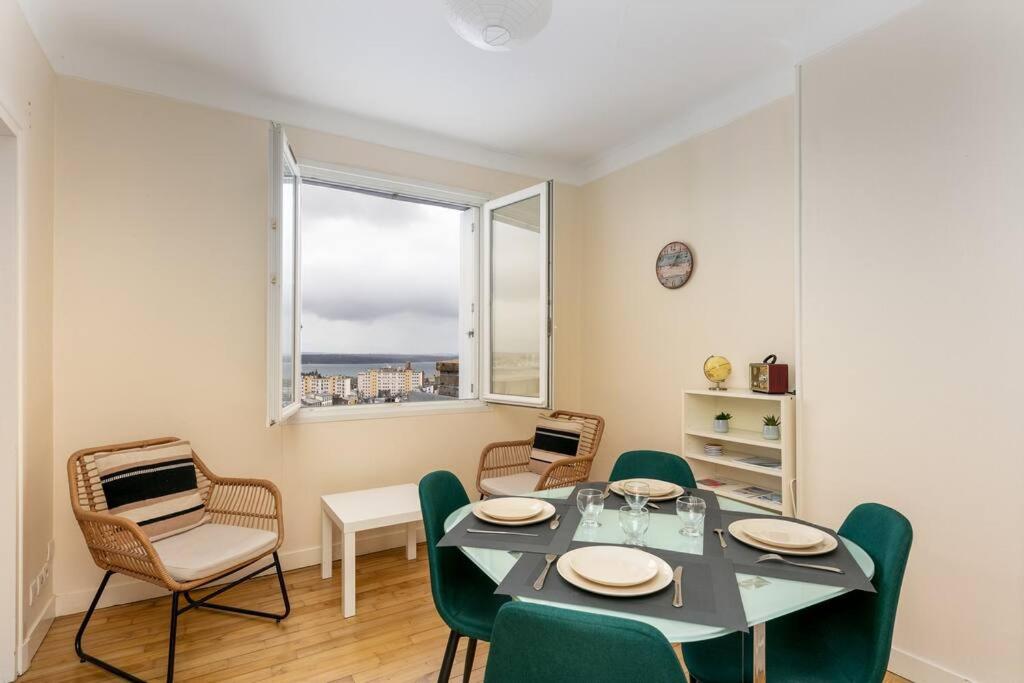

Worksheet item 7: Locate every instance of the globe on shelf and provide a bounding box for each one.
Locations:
[703,355,732,391]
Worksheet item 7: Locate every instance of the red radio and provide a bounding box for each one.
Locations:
[749,355,789,394]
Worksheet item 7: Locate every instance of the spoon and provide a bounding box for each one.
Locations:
[713,528,727,548]
[549,513,562,530]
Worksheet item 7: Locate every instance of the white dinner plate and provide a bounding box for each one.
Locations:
[728,521,839,556]
[477,497,545,521]
[737,518,825,549]
[567,546,659,587]
[557,550,674,597]
[472,500,556,527]
[611,479,683,501]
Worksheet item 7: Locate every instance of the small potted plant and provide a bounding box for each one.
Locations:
[713,412,732,433]
[762,414,781,440]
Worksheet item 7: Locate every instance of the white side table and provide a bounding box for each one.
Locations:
[320,483,422,618]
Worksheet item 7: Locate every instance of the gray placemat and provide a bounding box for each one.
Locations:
[569,481,721,517]
[495,541,749,633]
[570,481,724,556]
[719,511,875,592]
[438,500,581,554]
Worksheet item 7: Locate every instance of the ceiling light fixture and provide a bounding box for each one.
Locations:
[443,0,553,52]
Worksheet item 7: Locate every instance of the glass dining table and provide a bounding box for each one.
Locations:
[443,486,874,682]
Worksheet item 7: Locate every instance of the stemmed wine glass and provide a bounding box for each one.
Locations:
[623,481,651,510]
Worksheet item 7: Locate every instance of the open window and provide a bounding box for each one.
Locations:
[481,181,553,407]
[267,123,302,425]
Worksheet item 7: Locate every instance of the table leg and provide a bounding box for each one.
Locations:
[320,510,333,580]
[752,622,766,682]
[342,531,356,618]
[405,523,417,560]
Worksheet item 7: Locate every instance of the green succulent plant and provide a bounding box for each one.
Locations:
[762,414,781,427]
[714,412,732,421]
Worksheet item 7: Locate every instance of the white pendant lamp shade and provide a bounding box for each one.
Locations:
[444,0,553,52]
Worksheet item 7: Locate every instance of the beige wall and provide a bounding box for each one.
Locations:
[579,97,795,475]
[800,1,1024,680]
[0,0,56,648]
[51,77,583,610]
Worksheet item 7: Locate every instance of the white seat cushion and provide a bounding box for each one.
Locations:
[153,523,278,582]
[480,472,541,496]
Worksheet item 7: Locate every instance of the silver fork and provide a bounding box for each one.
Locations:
[672,566,684,607]
[756,553,844,574]
[533,554,558,590]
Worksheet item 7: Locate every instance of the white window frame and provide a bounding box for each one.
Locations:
[288,160,491,423]
[266,123,302,426]
[481,181,553,408]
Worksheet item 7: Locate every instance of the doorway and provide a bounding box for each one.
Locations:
[0,112,21,681]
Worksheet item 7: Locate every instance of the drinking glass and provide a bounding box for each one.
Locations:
[676,496,706,537]
[577,488,604,528]
[622,481,651,510]
[618,506,650,547]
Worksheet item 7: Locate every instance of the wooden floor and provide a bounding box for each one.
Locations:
[22,545,911,682]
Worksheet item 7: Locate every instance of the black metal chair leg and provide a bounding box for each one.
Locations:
[181,552,291,620]
[74,571,146,683]
[75,553,290,682]
[437,630,461,682]
[462,637,477,682]
[167,592,180,682]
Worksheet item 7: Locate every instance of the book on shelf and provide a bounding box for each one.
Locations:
[737,456,782,469]
[756,491,783,505]
[734,485,776,499]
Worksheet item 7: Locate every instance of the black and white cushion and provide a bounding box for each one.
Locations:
[527,416,583,474]
[94,439,208,541]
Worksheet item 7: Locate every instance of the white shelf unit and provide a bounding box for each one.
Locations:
[682,389,796,516]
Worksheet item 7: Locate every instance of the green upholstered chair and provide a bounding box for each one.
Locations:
[484,602,687,683]
[682,502,913,683]
[609,450,697,489]
[420,470,511,682]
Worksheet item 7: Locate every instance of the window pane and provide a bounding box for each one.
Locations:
[280,159,296,407]
[489,194,541,398]
[299,183,467,408]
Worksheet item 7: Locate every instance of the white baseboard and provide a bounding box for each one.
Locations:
[889,646,973,683]
[19,594,54,675]
[56,524,424,617]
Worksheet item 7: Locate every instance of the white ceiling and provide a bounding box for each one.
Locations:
[18,0,918,183]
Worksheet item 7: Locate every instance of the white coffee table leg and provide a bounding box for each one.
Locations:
[406,523,417,560]
[321,510,333,580]
[342,530,356,618]
[752,622,766,682]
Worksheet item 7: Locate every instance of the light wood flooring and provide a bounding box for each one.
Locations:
[21,545,911,682]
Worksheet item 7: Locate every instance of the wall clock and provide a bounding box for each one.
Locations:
[655,241,693,289]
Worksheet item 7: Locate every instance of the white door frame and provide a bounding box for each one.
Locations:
[0,100,25,681]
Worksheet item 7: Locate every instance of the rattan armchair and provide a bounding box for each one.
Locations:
[475,410,605,497]
[68,437,290,682]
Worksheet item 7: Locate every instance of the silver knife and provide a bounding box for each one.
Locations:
[672,566,684,608]
[467,529,540,537]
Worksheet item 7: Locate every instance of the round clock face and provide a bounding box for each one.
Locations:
[656,241,693,289]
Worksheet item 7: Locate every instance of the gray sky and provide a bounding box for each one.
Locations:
[300,183,461,354]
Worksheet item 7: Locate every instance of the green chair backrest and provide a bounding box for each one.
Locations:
[829,502,914,682]
[418,470,473,630]
[484,602,687,683]
[609,450,697,488]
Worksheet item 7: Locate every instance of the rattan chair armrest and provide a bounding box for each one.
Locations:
[205,477,284,541]
[476,438,534,494]
[536,455,596,491]
[74,509,174,587]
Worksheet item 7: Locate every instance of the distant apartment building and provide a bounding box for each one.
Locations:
[357,364,424,399]
[301,372,353,399]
